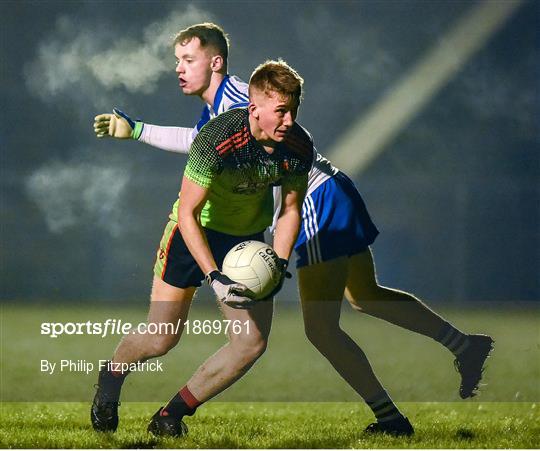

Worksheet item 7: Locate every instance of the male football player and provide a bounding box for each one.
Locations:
[91,58,312,437]
[94,23,493,436]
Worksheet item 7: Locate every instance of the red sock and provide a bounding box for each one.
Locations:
[179,385,202,409]
[161,386,201,418]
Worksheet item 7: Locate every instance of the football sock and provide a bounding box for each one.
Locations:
[366,391,405,423]
[435,322,470,356]
[98,362,128,401]
[161,386,200,419]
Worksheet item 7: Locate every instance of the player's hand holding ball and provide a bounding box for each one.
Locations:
[265,258,292,299]
[220,241,288,305]
[206,270,255,309]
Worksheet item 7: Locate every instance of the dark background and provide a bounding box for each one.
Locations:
[1,0,538,304]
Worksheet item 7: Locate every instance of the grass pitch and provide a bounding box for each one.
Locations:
[1,402,538,448]
[1,301,539,448]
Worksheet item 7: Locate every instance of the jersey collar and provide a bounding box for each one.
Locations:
[211,74,230,115]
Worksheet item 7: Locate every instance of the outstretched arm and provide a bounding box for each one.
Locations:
[93,108,194,154]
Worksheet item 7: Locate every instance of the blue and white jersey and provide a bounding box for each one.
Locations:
[191,75,250,141]
[139,75,250,153]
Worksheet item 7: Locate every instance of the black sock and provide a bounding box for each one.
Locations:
[366,391,404,423]
[161,392,196,419]
[98,361,128,402]
[435,322,470,356]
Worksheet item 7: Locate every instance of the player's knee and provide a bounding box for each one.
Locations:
[347,283,382,309]
[304,320,340,351]
[247,339,267,361]
[146,334,179,358]
[230,333,268,362]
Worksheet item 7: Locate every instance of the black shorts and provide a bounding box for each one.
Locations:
[153,220,265,288]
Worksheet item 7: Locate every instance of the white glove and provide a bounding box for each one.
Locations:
[206,270,256,309]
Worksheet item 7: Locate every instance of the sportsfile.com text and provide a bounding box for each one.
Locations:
[40,319,250,338]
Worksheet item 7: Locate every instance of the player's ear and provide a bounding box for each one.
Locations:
[248,102,258,119]
[211,55,224,72]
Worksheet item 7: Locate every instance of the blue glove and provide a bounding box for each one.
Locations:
[112,108,135,129]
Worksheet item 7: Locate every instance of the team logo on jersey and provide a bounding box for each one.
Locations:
[233,180,268,194]
[235,161,254,171]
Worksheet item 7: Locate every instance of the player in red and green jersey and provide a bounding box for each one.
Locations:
[93,23,493,438]
[154,105,312,296]
[91,60,313,437]
[171,107,310,235]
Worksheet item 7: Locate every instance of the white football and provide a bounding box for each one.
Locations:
[222,241,281,300]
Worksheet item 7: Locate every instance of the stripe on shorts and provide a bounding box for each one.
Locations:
[161,223,178,279]
[302,195,322,265]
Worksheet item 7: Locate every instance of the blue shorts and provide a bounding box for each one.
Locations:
[295,172,379,267]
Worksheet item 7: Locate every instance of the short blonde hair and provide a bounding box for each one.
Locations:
[249,59,304,104]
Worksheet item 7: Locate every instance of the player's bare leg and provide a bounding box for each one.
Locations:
[148,300,273,436]
[344,249,445,337]
[299,257,412,435]
[186,299,273,400]
[299,257,382,399]
[91,277,194,433]
[113,277,194,364]
[344,249,493,398]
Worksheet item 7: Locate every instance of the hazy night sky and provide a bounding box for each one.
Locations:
[1,0,538,303]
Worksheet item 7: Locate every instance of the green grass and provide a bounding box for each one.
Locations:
[1,302,539,447]
[1,402,538,448]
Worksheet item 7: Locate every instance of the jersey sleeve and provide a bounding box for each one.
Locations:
[138,124,194,154]
[183,128,221,188]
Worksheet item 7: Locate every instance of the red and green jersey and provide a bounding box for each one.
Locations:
[170,108,313,236]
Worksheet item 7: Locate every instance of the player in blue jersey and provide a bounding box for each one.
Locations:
[94,23,493,437]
